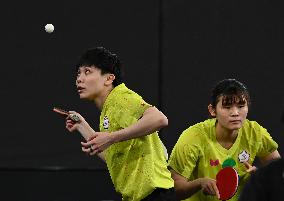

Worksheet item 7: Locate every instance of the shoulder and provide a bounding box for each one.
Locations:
[241,119,268,136]
[107,84,147,108]
[179,119,215,142]
[242,119,263,129]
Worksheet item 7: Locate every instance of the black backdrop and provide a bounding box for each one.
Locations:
[1,0,283,200]
[1,0,160,169]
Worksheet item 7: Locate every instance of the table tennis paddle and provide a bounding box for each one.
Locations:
[216,166,239,201]
[53,107,81,122]
[53,107,94,141]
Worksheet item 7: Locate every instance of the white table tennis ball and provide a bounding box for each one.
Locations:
[45,24,54,33]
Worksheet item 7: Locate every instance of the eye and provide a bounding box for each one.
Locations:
[238,105,245,108]
[223,106,231,109]
[76,71,81,77]
[85,69,91,74]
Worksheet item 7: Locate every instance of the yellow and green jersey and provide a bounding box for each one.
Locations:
[100,83,173,201]
[168,118,278,201]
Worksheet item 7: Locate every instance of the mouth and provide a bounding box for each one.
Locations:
[230,120,241,123]
[77,86,85,93]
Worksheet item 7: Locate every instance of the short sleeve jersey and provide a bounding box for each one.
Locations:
[168,118,278,201]
[100,83,174,201]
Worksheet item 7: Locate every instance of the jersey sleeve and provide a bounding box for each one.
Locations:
[255,124,278,157]
[111,93,152,128]
[168,128,202,179]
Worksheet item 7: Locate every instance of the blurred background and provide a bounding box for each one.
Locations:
[1,0,283,200]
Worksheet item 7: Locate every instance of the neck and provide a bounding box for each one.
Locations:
[93,86,114,110]
[215,123,238,149]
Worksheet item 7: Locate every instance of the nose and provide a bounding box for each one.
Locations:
[230,106,239,116]
[76,78,81,84]
[76,74,83,85]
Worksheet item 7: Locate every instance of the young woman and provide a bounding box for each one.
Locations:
[64,47,175,201]
[168,78,280,201]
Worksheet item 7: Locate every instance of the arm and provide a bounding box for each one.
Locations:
[112,106,168,142]
[81,106,168,154]
[171,169,220,200]
[243,150,281,173]
[65,112,105,162]
[259,150,281,165]
[81,145,106,161]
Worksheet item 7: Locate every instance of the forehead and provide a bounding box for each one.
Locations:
[77,65,98,72]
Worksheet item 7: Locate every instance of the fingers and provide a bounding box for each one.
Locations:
[81,141,93,148]
[243,161,257,173]
[243,161,252,169]
[212,182,220,199]
[81,135,99,155]
[65,112,81,123]
[207,182,217,196]
[81,138,95,147]
[81,134,98,146]
[82,145,93,155]
[201,178,219,198]
[246,165,257,173]
[65,119,76,132]
[81,142,99,155]
[203,185,215,196]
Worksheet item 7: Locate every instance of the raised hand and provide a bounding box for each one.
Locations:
[199,177,220,199]
[243,161,257,173]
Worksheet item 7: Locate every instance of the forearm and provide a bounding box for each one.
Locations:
[259,150,281,165]
[76,121,96,141]
[111,107,168,143]
[77,124,106,162]
[175,178,202,200]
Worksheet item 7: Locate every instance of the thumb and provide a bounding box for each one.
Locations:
[244,161,257,173]
[243,161,252,169]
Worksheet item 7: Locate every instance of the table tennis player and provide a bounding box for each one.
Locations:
[168,78,280,201]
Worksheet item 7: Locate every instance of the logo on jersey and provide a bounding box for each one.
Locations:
[103,116,110,129]
[238,150,250,162]
[210,159,220,166]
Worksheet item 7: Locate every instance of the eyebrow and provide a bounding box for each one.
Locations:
[77,67,87,73]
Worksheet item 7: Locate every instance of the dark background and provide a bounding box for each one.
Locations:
[1,0,283,200]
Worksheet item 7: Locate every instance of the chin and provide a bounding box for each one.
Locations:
[79,94,89,100]
[229,125,242,130]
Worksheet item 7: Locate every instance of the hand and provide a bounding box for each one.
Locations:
[199,178,220,199]
[243,161,257,173]
[65,111,85,132]
[81,132,115,155]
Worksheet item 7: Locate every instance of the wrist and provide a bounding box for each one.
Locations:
[76,121,87,133]
[76,122,93,140]
[196,178,203,189]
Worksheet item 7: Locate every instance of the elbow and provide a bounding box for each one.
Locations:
[158,113,168,128]
[146,107,168,129]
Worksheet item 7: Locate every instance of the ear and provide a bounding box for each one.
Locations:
[105,74,115,86]
[208,104,216,117]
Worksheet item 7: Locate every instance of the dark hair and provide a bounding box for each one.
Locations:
[210,79,251,108]
[75,47,124,87]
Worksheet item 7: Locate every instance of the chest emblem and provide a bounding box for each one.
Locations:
[210,159,220,166]
[238,150,250,163]
[103,116,110,129]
